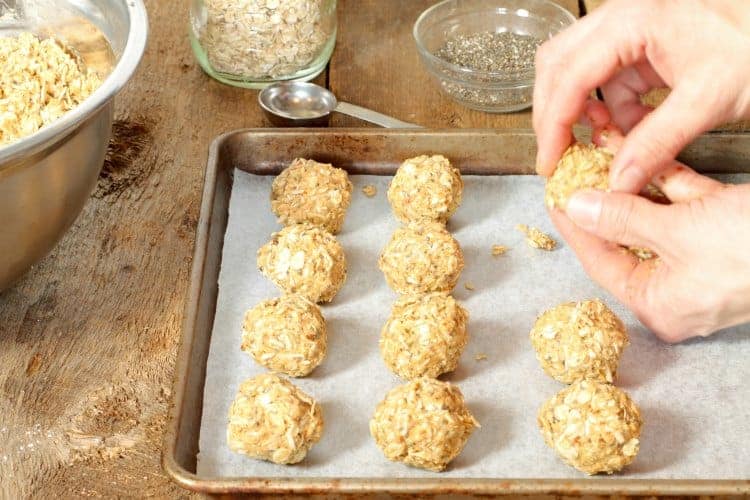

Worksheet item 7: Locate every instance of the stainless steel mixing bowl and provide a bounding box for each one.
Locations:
[0,0,148,290]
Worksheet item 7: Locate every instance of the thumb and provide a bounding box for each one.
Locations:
[565,189,670,251]
[609,85,720,193]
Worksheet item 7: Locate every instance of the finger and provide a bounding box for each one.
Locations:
[583,99,612,129]
[609,84,722,193]
[565,189,671,252]
[549,208,653,305]
[534,10,650,176]
[651,164,725,203]
[601,63,663,132]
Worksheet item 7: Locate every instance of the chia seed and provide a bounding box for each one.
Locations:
[433,31,543,112]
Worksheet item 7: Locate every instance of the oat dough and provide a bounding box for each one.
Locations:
[544,143,612,210]
[387,154,463,224]
[530,299,628,384]
[370,378,478,471]
[227,373,323,465]
[538,379,642,475]
[378,223,464,294]
[380,293,469,380]
[257,223,346,303]
[242,294,327,377]
[271,158,353,234]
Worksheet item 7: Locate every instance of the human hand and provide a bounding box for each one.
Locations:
[549,127,750,342]
[533,0,750,192]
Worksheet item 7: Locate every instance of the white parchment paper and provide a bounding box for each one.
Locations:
[197,170,750,479]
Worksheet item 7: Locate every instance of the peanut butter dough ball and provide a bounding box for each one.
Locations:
[380,293,469,380]
[530,299,628,384]
[545,143,657,261]
[271,158,353,234]
[242,294,327,377]
[227,373,323,465]
[388,154,463,224]
[537,379,642,475]
[378,223,464,294]
[370,378,478,471]
[257,224,346,303]
[545,143,612,210]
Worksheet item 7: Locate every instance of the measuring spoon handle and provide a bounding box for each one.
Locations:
[335,102,420,128]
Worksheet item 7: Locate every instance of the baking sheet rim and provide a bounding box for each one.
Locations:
[163,128,750,495]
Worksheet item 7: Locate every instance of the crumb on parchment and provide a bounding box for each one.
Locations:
[491,245,508,256]
[463,282,475,291]
[362,184,377,197]
[516,224,557,251]
[474,353,488,361]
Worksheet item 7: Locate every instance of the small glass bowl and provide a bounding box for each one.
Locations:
[414,0,575,113]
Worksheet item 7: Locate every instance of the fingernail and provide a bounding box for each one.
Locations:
[612,165,648,192]
[566,190,603,232]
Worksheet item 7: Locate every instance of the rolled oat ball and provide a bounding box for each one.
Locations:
[545,143,612,210]
[271,158,353,234]
[380,293,469,380]
[242,294,327,377]
[388,154,463,224]
[530,299,628,384]
[378,223,464,294]
[227,373,323,465]
[537,379,642,475]
[370,378,478,471]
[257,224,346,303]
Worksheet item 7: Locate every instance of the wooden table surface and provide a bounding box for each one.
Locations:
[0,1,745,498]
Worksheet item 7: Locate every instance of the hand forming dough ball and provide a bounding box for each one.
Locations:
[544,143,613,210]
[370,378,478,471]
[257,223,346,303]
[242,294,327,377]
[271,158,353,234]
[380,293,469,380]
[227,373,323,465]
[387,154,463,224]
[530,299,628,384]
[378,223,464,294]
[537,379,642,475]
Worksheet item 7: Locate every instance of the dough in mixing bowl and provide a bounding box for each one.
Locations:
[537,379,642,475]
[271,158,353,234]
[530,299,628,384]
[370,377,478,471]
[387,154,463,224]
[257,223,346,303]
[380,292,468,380]
[378,223,464,294]
[242,294,327,377]
[227,373,323,464]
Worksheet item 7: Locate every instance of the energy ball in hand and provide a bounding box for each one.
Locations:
[388,154,463,224]
[530,299,628,384]
[242,294,327,377]
[257,223,346,303]
[370,378,478,471]
[380,293,469,380]
[271,158,353,234]
[544,143,612,210]
[227,373,323,465]
[537,379,642,475]
[378,223,464,294]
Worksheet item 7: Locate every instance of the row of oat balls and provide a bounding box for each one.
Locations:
[372,155,479,472]
[228,159,352,463]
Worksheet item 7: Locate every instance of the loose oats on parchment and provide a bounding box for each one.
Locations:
[516,224,557,251]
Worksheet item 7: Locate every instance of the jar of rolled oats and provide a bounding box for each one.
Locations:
[189,0,337,88]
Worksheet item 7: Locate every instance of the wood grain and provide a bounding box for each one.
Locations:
[329,0,580,128]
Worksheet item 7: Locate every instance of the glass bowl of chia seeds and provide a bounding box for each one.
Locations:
[414,0,575,113]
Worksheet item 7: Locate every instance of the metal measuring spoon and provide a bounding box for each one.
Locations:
[259,81,420,128]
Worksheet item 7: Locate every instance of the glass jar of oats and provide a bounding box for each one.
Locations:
[189,0,337,88]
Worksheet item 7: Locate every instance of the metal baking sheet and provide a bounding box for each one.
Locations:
[164,129,750,496]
